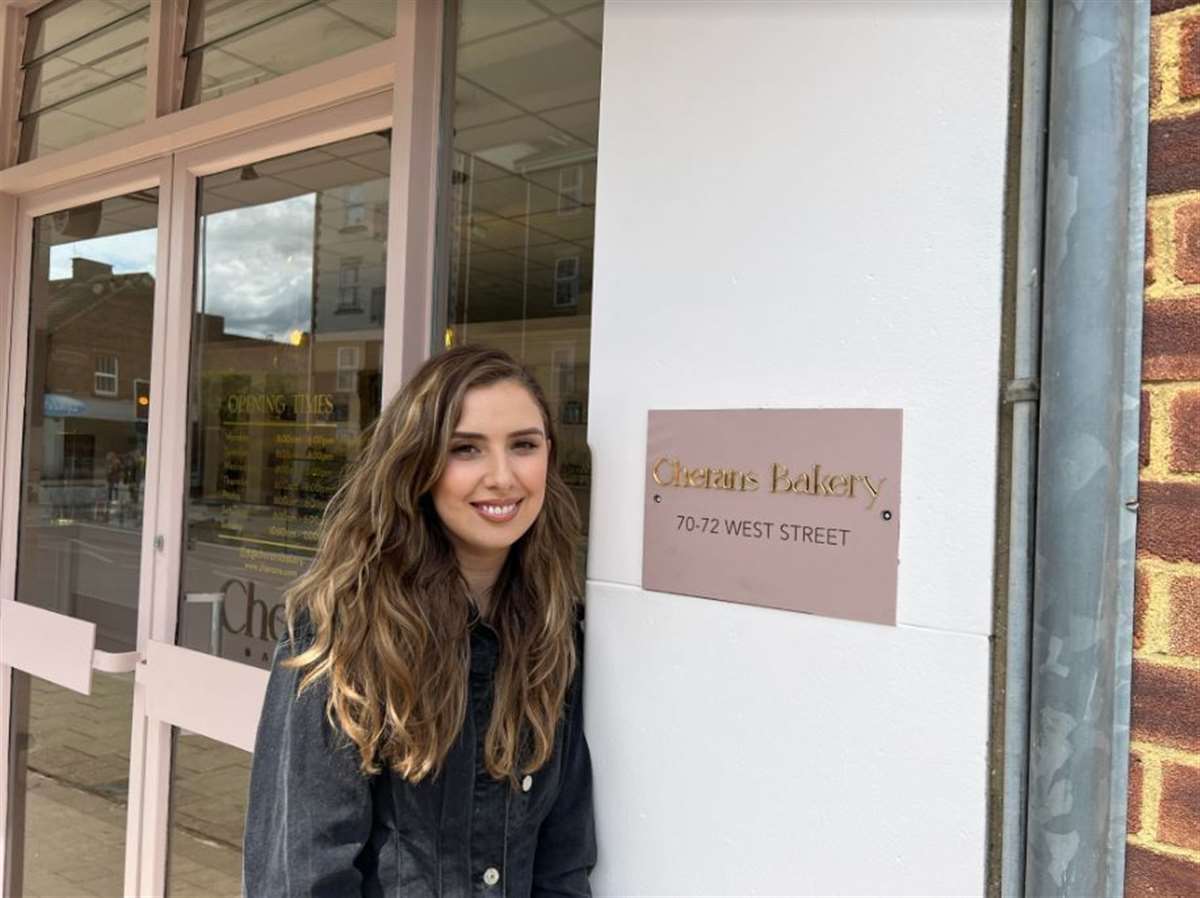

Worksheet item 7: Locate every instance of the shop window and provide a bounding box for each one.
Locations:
[94,354,119,396]
[16,0,152,162]
[181,0,399,107]
[436,0,604,558]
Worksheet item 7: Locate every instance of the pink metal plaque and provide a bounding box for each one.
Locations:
[642,409,902,626]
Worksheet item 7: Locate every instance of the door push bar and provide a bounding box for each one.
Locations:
[92,649,141,673]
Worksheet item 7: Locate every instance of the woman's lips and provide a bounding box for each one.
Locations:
[471,499,522,523]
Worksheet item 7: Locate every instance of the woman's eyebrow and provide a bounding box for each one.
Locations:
[451,428,545,439]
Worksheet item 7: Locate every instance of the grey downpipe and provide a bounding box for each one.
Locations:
[997,0,1051,895]
[1024,1,1149,896]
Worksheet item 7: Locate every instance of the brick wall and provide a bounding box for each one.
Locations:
[1128,1,1200,893]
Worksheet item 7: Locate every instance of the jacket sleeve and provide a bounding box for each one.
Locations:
[243,625,374,898]
[532,624,597,897]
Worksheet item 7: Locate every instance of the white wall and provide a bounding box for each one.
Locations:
[584,2,1011,895]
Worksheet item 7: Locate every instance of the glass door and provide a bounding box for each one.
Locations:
[0,161,172,898]
[149,96,394,897]
[135,92,396,897]
[0,92,402,897]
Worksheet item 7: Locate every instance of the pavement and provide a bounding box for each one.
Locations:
[14,672,248,897]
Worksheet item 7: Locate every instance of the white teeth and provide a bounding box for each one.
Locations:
[480,503,516,517]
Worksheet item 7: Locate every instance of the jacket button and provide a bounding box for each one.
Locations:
[483,867,501,886]
[522,774,533,792]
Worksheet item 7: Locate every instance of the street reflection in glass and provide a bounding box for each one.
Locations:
[166,131,390,894]
[7,189,159,896]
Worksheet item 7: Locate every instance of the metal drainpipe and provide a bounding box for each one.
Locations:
[994,1,1051,895]
[1024,1,1149,896]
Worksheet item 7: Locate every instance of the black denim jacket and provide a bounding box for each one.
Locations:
[243,615,596,897]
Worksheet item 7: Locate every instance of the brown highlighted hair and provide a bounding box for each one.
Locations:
[283,345,582,784]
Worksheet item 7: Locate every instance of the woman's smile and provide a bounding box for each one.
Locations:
[470,498,523,522]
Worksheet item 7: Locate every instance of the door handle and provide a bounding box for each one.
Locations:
[92,649,140,673]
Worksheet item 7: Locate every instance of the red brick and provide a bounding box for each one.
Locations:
[1131,659,1200,753]
[1169,390,1200,472]
[1153,0,1197,14]
[1130,753,1145,835]
[1182,17,1200,101]
[1138,481,1200,563]
[1143,390,1153,469]
[1175,202,1200,284]
[1167,577,1200,657]
[1143,296,1200,382]
[1136,568,1151,651]
[1149,112,1200,196]
[1126,843,1200,897]
[1160,762,1200,851]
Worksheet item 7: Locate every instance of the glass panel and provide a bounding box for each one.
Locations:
[18,3,150,162]
[165,731,250,897]
[165,131,389,892]
[19,72,147,162]
[439,1,604,558]
[7,673,133,898]
[21,20,150,115]
[23,0,147,62]
[182,0,397,107]
[5,188,158,896]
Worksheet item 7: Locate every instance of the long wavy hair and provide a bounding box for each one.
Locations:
[283,345,583,784]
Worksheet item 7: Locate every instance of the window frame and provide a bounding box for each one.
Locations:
[0,0,400,191]
[14,0,154,164]
[94,352,119,396]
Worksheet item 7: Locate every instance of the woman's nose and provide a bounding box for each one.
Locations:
[483,451,515,488]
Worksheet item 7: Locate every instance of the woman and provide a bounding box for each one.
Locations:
[244,346,596,897]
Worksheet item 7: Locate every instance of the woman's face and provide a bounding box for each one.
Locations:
[431,379,550,561]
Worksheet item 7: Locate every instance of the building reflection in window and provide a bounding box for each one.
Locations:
[438,0,604,563]
[7,188,159,897]
[166,129,392,896]
[180,131,391,670]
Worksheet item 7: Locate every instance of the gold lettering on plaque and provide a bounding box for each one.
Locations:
[655,458,885,509]
[651,457,759,492]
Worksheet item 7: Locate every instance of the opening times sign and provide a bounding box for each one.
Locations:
[642,408,902,626]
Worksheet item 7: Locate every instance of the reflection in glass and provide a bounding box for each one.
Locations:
[18,1,150,161]
[166,131,390,892]
[439,1,604,559]
[6,189,159,896]
[8,674,134,898]
[165,732,250,898]
[182,0,398,107]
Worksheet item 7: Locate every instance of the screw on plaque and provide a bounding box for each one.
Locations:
[653,494,662,504]
[881,510,893,521]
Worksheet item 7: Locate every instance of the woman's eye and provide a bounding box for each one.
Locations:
[450,444,478,457]
[513,440,540,451]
